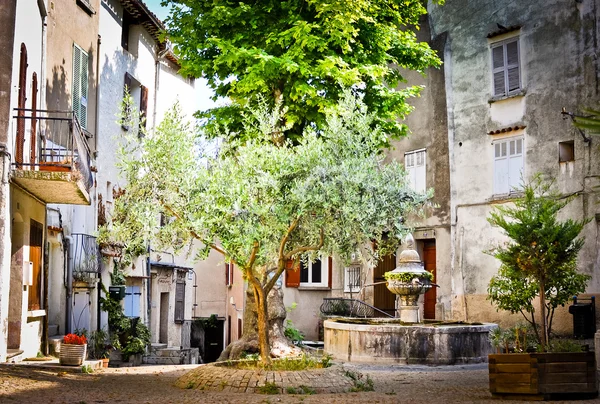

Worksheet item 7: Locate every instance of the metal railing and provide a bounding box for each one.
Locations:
[320,297,394,318]
[72,233,101,275]
[12,108,93,191]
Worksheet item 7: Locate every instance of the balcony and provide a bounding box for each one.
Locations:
[71,233,101,285]
[11,108,93,205]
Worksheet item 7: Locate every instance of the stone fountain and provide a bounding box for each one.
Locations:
[384,234,433,323]
[322,233,497,365]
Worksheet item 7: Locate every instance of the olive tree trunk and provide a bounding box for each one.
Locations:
[217,284,301,361]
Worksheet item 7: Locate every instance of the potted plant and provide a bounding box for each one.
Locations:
[89,328,112,368]
[59,332,88,366]
[486,177,596,400]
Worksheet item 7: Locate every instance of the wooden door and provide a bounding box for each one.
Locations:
[423,241,436,319]
[373,254,396,316]
[28,220,43,311]
[159,292,169,343]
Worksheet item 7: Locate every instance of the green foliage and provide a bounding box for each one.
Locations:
[163,0,442,145]
[193,315,218,330]
[345,370,374,392]
[81,365,94,374]
[88,328,111,359]
[573,107,600,135]
[107,93,430,361]
[547,338,585,353]
[99,283,150,360]
[227,354,332,371]
[257,382,280,395]
[487,176,590,349]
[489,325,536,353]
[284,319,305,344]
[384,271,433,282]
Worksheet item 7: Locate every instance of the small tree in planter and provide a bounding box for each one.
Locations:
[487,176,590,351]
[486,177,596,399]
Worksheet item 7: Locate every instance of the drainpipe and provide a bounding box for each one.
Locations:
[64,236,73,334]
[94,35,101,154]
[146,243,151,331]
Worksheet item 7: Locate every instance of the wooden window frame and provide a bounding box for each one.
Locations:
[174,280,185,324]
[493,136,524,195]
[404,149,426,193]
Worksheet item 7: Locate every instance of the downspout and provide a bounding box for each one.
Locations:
[146,243,151,331]
[64,236,73,334]
[94,35,101,155]
[95,34,101,332]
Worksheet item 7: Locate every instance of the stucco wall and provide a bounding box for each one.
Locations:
[426,0,600,331]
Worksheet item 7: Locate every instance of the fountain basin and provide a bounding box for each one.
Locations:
[324,318,497,365]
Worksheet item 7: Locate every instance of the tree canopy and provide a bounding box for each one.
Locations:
[163,0,442,144]
[105,94,431,361]
[487,177,590,350]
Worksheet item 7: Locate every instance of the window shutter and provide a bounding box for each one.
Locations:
[506,40,520,93]
[492,45,505,96]
[328,257,332,289]
[494,141,509,194]
[507,138,523,191]
[285,259,300,288]
[174,281,185,323]
[140,85,148,129]
[72,44,88,129]
[415,151,426,193]
[16,43,28,166]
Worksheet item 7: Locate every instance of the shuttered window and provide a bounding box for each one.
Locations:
[405,149,426,193]
[491,37,521,97]
[124,286,141,317]
[225,262,234,286]
[174,281,185,324]
[494,137,524,195]
[72,44,89,129]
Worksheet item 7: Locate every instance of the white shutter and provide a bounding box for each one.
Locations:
[505,40,520,93]
[80,49,88,129]
[507,138,523,191]
[492,45,505,96]
[494,141,509,194]
[405,150,426,192]
[72,291,91,332]
[124,286,141,317]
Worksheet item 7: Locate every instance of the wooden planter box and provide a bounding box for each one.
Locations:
[489,352,598,400]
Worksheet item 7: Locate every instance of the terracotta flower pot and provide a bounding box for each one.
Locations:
[59,343,87,366]
[101,358,110,368]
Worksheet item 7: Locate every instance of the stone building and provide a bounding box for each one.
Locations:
[390,0,600,331]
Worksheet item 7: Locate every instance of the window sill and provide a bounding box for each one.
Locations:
[344,289,362,294]
[298,286,330,291]
[76,0,96,15]
[488,89,526,104]
[27,310,46,318]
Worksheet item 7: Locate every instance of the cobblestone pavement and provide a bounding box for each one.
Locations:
[1,362,599,403]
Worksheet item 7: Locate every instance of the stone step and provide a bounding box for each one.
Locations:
[143,355,183,365]
[149,343,167,353]
[48,324,59,337]
[156,347,185,357]
[6,349,24,363]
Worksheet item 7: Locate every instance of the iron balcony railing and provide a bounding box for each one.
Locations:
[12,108,93,191]
[71,233,101,275]
[320,297,394,318]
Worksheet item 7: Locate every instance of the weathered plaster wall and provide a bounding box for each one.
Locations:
[0,0,18,364]
[9,186,46,358]
[386,14,451,320]
[427,0,600,331]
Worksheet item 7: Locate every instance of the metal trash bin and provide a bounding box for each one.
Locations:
[568,296,596,339]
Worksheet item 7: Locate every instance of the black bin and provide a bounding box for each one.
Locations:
[568,296,596,339]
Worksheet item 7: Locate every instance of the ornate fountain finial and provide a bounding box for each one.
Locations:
[405,233,415,250]
[398,233,420,263]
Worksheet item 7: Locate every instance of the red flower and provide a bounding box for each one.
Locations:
[63,333,87,345]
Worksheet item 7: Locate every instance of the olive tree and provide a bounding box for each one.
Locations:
[107,95,430,362]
